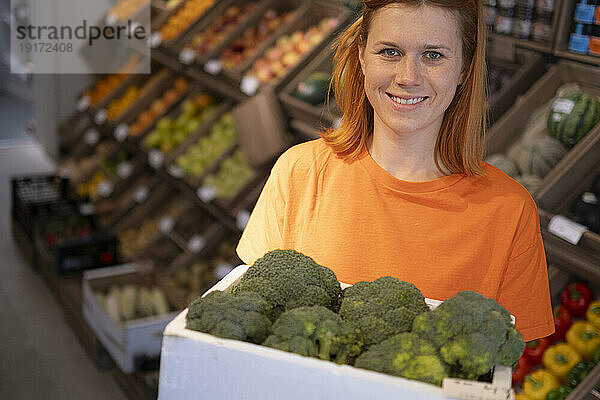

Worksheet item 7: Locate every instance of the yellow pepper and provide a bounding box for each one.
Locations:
[586,301,600,330]
[522,369,559,400]
[542,343,581,381]
[566,321,600,360]
[515,394,534,400]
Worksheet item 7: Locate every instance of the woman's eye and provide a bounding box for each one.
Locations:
[425,51,443,60]
[380,48,398,57]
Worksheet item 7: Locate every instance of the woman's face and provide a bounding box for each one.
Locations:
[359,4,465,139]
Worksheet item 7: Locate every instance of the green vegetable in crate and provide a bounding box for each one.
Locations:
[293,72,331,106]
[484,153,519,177]
[354,332,448,386]
[232,250,342,321]
[339,277,429,348]
[263,306,363,363]
[515,174,543,195]
[186,290,272,344]
[119,285,137,321]
[547,92,600,148]
[202,150,255,200]
[513,136,568,178]
[411,291,525,380]
[567,360,594,388]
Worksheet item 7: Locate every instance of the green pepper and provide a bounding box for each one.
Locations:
[567,361,595,388]
[545,385,572,400]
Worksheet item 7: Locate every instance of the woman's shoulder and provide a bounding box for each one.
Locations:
[274,138,336,175]
[478,162,538,210]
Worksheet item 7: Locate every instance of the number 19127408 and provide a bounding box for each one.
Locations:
[20,42,73,52]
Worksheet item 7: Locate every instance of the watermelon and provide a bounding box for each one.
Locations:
[294,72,331,106]
[484,153,520,177]
[513,135,568,178]
[547,92,600,148]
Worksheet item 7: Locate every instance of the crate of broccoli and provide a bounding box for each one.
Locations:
[158,250,519,400]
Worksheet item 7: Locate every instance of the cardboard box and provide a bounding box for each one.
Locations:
[82,264,179,373]
[158,265,513,400]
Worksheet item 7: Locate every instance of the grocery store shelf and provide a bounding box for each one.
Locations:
[488,33,553,54]
[553,50,600,67]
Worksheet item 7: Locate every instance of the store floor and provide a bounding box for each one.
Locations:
[0,139,128,400]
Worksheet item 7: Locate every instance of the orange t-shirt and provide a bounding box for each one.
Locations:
[237,139,554,341]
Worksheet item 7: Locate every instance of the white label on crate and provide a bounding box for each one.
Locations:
[236,210,251,231]
[114,123,129,142]
[332,117,342,129]
[79,202,95,216]
[167,164,184,178]
[97,180,114,197]
[179,48,196,65]
[204,59,222,75]
[582,192,598,205]
[552,99,575,115]
[158,216,175,234]
[116,161,134,179]
[187,235,206,254]
[133,185,150,203]
[95,109,107,125]
[548,214,588,245]
[240,75,259,96]
[105,12,118,26]
[149,32,162,48]
[84,129,100,146]
[214,262,234,280]
[197,186,217,203]
[77,96,91,112]
[148,149,164,169]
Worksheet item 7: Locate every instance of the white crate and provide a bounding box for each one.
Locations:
[82,263,179,373]
[158,265,514,400]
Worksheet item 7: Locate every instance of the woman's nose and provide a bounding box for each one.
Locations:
[394,57,423,86]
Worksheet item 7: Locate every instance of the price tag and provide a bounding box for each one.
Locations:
[167,164,184,178]
[77,96,91,112]
[79,203,96,216]
[197,186,217,203]
[133,185,150,203]
[158,216,175,234]
[582,192,598,205]
[203,59,222,75]
[105,12,118,26]
[548,214,588,245]
[236,210,251,231]
[97,180,114,198]
[84,129,100,146]
[95,109,107,125]
[552,99,575,115]
[332,117,342,129]
[187,235,206,254]
[214,262,234,280]
[149,31,162,48]
[116,161,134,179]
[148,149,164,169]
[114,123,129,142]
[179,48,196,65]
[240,75,259,96]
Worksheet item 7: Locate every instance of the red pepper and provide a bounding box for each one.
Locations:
[560,283,593,317]
[512,354,532,385]
[549,305,573,343]
[524,337,551,365]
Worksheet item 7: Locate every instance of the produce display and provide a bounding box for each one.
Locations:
[293,71,331,106]
[547,92,600,148]
[94,284,171,323]
[512,136,568,178]
[106,69,168,121]
[38,211,93,245]
[143,92,218,153]
[58,142,116,185]
[129,77,190,136]
[183,3,257,58]
[175,113,237,177]
[202,149,254,200]
[158,0,217,42]
[76,171,110,202]
[186,249,524,387]
[246,17,339,84]
[219,9,295,71]
[85,74,130,106]
[107,0,148,21]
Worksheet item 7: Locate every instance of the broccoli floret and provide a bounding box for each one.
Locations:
[232,250,342,321]
[411,290,525,379]
[339,277,429,347]
[263,306,363,363]
[186,290,271,343]
[354,333,448,386]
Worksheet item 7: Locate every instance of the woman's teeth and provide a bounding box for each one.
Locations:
[389,95,425,105]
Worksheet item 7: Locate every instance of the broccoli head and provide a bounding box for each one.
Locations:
[263,306,363,364]
[354,333,448,386]
[186,290,271,344]
[232,250,342,321]
[411,290,525,379]
[339,277,429,347]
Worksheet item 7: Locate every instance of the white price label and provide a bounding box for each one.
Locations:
[548,214,589,245]
[552,99,575,114]
[84,129,100,146]
[240,75,259,96]
[214,262,234,279]
[179,48,196,65]
[97,180,114,198]
[187,235,206,254]
[203,59,223,75]
[95,109,107,125]
[114,123,129,142]
[332,117,342,129]
[77,96,91,112]
[116,161,134,179]
[582,192,598,205]
[149,31,162,48]
[133,185,150,203]
[148,149,164,169]
[158,216,175,234]
[197,186,217,203]
[105,12,118,26]
[167,164,184,178]
[236,210,251,231]
[79,203,96,216]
